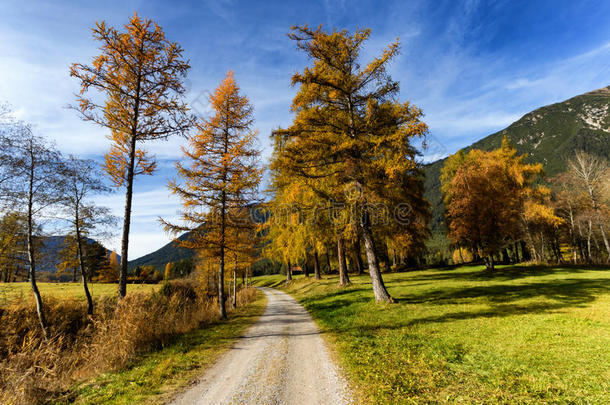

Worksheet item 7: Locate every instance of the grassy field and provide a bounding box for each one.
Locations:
[0,282,159,305]
[254,265,610,404]
[64,290,267,405]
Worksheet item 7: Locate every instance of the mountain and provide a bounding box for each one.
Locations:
[38,236,117,272]
[127,206,268,271]
[128,231,195,271]
[425,85,610,233]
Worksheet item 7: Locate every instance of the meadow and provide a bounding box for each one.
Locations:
[254,265,610,404]
[0,282,159,306]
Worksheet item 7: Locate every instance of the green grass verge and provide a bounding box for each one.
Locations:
[0,282,159,305]
[61,291,267,405]
[254,265,610,404]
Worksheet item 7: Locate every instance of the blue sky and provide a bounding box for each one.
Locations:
[2,0,610,258]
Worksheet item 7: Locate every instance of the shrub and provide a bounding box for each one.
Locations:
[0,281,258,404]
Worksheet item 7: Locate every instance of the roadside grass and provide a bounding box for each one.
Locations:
[254,265,610,404]
[63,290,267,405]
[0,282,158,306]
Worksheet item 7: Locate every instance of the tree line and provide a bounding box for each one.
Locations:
[441,138,609,269]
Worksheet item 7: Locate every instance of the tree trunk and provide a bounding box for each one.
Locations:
[513,242,520,263]
[304,259,310,277]
[76,221,93,315]
[520,240,531,261]
[359,214,393,303]
[218,190,227,319]
[587,219,593,263]
[232,260,237,309]
[313,251,321,280]
[118,133,138,300]
[26,159,48,337]
[458,243,465,264]
[484,255,495,271]
[337,238,350,286]
[326,248,332,273]
[501,249,509,263]
[586,184,610,261]
[353,237,364,275]
[286,259,292,282]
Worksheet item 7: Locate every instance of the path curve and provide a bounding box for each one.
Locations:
[171,287,353,405]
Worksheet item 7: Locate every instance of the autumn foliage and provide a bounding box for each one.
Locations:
[71,13,192,298]
[441,137,561,269]
[266,25,430,301]
[161,72,261,318]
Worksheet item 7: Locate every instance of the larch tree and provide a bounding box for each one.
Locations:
[58,156,114,314]
[161,72,262,319]
[164,262,173,280]
[441,137,547,270]
[70,13,192,299]
[271,25,428,302]
[0,211,28,282]
[96,251,120,283]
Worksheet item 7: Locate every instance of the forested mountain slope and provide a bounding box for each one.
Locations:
[425,86,610,233]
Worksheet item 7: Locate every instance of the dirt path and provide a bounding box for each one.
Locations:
[171,287,352,405]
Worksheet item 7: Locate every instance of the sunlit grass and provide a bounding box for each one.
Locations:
[0,282,159,306]
[254,265,610,404]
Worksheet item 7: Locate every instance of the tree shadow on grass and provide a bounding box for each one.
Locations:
[396,278,608,306]
[301,276,610,332]
[403,265,609,284]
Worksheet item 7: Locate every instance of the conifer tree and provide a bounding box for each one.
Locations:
[161,72,261,319]
[71,13,192,299]
[271,26,428,302]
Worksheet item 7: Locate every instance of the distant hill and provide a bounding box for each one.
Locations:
[38,236,117,272]
[425,85,610,233]
[127,206,268,271]
[128,232,195,271]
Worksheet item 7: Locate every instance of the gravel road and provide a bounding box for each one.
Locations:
[170,287,353,405]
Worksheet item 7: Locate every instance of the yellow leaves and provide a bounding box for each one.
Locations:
[442,136,562,255]
[524,200,564,228]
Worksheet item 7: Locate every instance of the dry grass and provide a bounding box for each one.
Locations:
[0,283,159,306]
[0,280,257,405]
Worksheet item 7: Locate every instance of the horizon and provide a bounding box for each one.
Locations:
[2,0,610,259]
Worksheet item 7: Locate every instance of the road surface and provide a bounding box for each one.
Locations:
[171,287,352,405]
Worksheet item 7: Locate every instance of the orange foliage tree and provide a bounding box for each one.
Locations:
[70,13,192,299]
[161,72,262,319]
[441,137,550,270]
[269,26,428,302]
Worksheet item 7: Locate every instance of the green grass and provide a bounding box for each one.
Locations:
[62,290,267,405]
[254,265,610,404]
[0,282,159,306]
